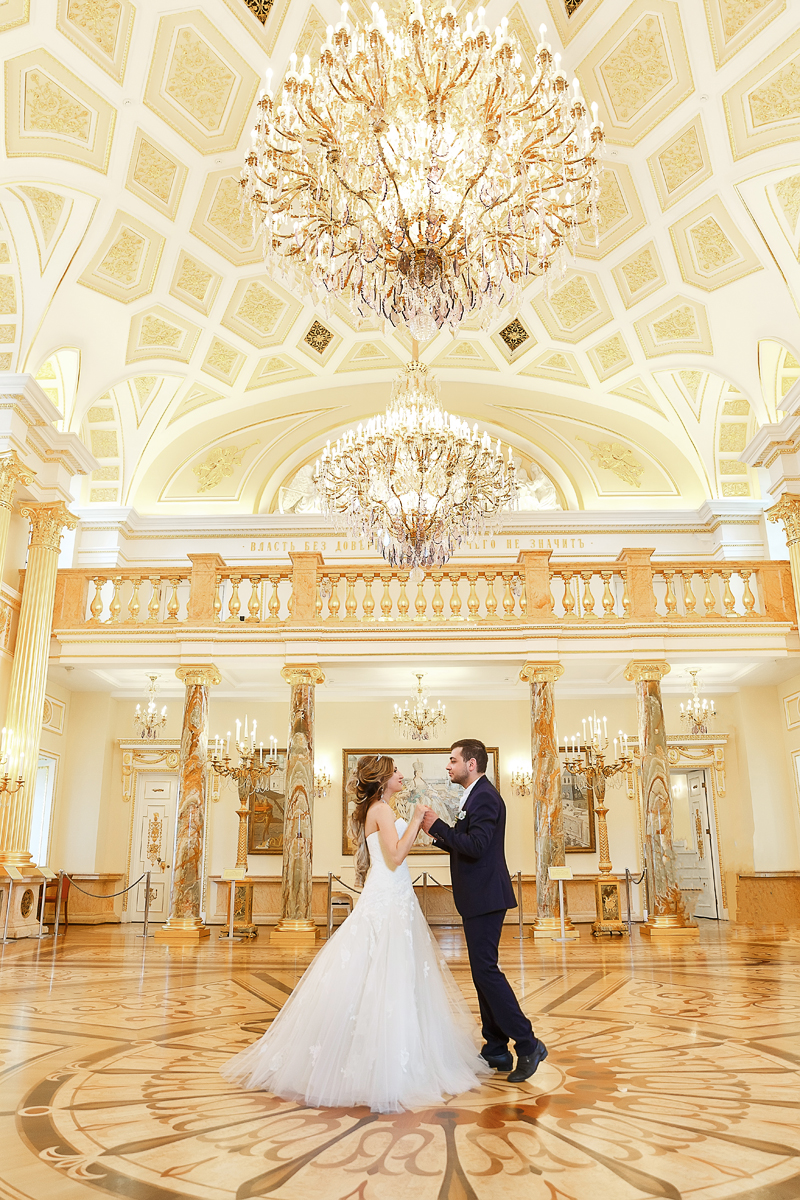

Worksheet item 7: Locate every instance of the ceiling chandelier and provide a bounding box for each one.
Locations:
[134,675,167,740]
[680,671,716,736]
[315,354,516,567]
[394,673,446,740]
[240,2,604,338]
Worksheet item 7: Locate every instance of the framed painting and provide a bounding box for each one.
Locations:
[341,746,500,854]
[247,749,288,854]
[561,757,596,853]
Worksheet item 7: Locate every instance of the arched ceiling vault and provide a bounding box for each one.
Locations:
[1,0,799,513]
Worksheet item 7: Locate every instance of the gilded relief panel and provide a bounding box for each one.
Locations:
[190,170,262,265]
[669,195,763,290]
[703,0,785,69]
[576,164,646,259]
[56,0,136,83]
[221,277,301,349]
[5,49,116,172]
[125,129,187,220]
[169,252,222,316]
[612,241,667,308]
[245,355,312,390]
[0,0,28,31]
[723,29,800,159]
[577,0,694,146]
[587,332,634,381]
[143,11,259,154]
[78,211,164,303]
[201,337,244,386]
[519,349,589,388]
[634,296,713,357]
[648,115,713,211]
[533,270,613,343]
[126,306,201,365]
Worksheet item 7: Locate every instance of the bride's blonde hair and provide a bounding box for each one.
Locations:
[346,755,395,887]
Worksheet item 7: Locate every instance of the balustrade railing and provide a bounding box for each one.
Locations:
[46,552,796,632]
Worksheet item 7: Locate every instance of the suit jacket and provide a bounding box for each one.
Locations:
[429,775,517,919]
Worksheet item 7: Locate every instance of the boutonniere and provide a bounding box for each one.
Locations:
[457,810,467,821]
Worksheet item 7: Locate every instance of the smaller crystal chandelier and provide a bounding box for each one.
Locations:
[314,764,332,799]
[680,671,715,735]
[394,673,446,741]
[134,675,167,740]
[510,763,533,796]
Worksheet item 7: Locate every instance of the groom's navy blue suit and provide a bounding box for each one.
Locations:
[429,775,536,1058]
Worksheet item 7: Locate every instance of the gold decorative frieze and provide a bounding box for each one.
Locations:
[648,115,712,211]
[576,164,646,259]
[612,241,667,308]
[577,0,694,146]
[723,28,800,159]
[579,438,644,488]
[126,306,201,365]
[193,442,258,493]
[5,49,116,173]
[634,296,713,358]
[703,0,785,70]
[78,211,164,303]
[56,0,135,83]
[125,129,187,220]
[670,196,763,291]
[90,430,118,458]
[143,12,259,155]
[533,270,613,344]
[587,333,633,381]
[719,423,748,452]
[169,251,221,315]
[201,337,244,386]
[518,349,588,387]
[245,355,312,390]
[221,277,301,349]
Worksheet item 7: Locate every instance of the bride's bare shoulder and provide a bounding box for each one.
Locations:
[364,802,395,835]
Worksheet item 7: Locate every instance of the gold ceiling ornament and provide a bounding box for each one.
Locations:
[314,354,517,567]
[393,672,446,741]
[239,2,604,339]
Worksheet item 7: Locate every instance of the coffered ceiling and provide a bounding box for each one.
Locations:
[1,0,798,514]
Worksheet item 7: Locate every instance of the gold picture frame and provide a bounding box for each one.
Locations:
[247,748,288,854]
[342,746,500,854]
[562,755,597,854]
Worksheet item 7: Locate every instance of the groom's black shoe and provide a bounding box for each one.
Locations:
[507,1040,548,1084]
[480,1049,514,1071]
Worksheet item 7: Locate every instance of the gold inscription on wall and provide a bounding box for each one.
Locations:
[245,536,588,555]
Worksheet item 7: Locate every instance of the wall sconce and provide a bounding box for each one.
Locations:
[510,763,533,796]
[314,765,332,799]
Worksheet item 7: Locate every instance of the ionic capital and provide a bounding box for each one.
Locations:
[176,665,221,688]
[281,664,325,687]
[624,660,671,684]
[18,500,78,551]
[519,662,564,684]
[0,452,34,510]
[767,494,800,544]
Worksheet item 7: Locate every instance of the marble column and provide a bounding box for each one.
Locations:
[0,504,77,885]
[272,664,324,946]
[154,665,220,944]
[767,495,800,630]
[0,453,33,581]
[520,663,578,940]
[624,660,698,942]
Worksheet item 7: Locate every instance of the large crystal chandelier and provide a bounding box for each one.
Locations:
[315,356,516,566]
[394,673,446,740]
[240,3,604,338]
[679,671,716,736]
[134,675,167,740]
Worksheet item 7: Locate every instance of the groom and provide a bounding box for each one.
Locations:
[421,739,548,1083]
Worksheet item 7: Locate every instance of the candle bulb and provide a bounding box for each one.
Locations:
[603,716,607,740]
[614,737,618,758]
[226,731,231,755]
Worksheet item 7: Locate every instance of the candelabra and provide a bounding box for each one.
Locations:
[0,729,24,803]
[510,764,533,796]
[563,716,631,935]
[210,724,280,872]
[314,765,332,799]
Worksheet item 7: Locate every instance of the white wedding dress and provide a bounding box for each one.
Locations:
[221,818,490,1113]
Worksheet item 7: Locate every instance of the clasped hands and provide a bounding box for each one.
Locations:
[414,802,438,833]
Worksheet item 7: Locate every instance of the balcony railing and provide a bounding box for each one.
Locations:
[47,549,796,632]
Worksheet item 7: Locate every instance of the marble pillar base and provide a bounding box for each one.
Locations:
[270,918,317,947]
[154,917,211,944]
[532,915,580,941]
[1,874,44,939]
[639,917,700,942]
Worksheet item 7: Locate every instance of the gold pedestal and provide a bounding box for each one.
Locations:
[531,915,580,941]
[219,880,258,940]
[154,917,211,944]
[639,915,700,942]
[592,878,628,937]
[270,918,317,948]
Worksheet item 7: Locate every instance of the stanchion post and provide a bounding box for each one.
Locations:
[53,871,65,939]
[138,872,153,940]
[515,870,524,940]
[625,869,632,938]
[327,872,333,940]
[558,879,566,942]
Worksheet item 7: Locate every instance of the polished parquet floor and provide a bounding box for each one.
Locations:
[0,922,799,1200]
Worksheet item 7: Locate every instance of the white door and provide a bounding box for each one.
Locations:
[29,754,57,866]
[129,774,177,923]
[670,769,720,919]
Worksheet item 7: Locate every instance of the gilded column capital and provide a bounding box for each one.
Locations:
[281,664,325,687]
[18,500,78,551]
[624,660,671,684]
[176,665,221,688]
[0,452,34,510]
[767,494,800,544]
[519,662,564,684]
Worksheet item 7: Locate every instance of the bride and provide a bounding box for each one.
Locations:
[221,754,490,1113]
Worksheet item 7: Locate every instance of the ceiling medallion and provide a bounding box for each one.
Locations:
[394,673,447,741]
[240,2,604,339]
[315,353,516,567]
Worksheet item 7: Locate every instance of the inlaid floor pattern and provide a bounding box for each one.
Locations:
[1,923,800,1200]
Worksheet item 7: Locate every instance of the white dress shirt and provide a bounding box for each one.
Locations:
[457,776,481,813]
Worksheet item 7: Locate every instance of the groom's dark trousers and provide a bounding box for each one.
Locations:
[430,776,536,1058]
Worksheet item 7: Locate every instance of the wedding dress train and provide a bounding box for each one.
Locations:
[221,818,490,1113]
